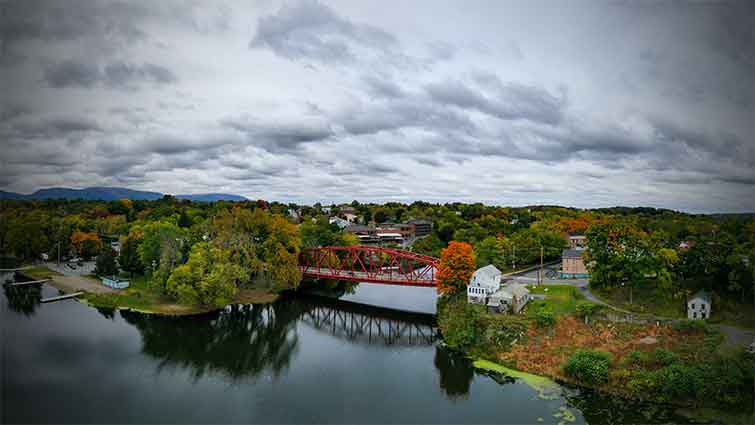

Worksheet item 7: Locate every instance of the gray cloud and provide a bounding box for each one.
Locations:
[44,60,177,89]
[250,0,396,63]
[1,0,753,212]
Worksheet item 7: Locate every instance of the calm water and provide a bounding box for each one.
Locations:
[2,281,706,424]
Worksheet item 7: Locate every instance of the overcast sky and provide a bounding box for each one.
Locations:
[1,0,754,212]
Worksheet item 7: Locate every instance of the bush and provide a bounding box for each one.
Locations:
[563,349,612,385]
[438,294,482,349]
[535,308,555,327]
[651,348,679,367]
[481,317,528,349]
[672,319,707,334]
[656,364,701,400]
[575,301,600,319]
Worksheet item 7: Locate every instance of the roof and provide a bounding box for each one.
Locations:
[689,290,711,304]
[473,264,502,280]
[562,249,584,258]
[490,283,530,300]
[507,283,530,298]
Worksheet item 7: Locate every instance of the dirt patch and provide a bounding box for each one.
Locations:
[49,275,116,295]
[235,288,279,304]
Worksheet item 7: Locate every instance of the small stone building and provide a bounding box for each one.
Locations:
[487,283,531,314]
[687,290,711,319]
[561,249,589,278]
[467,264,502,304]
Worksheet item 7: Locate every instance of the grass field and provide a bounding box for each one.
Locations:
[523,284,594,317]
[22,266,63,279]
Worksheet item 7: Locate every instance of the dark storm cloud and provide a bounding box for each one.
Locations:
[222,114,334,152]
[104,62,177,87]
[425,75,565,125]
[250,0,396,63]
[1,114,101,138]
[43,60,177,89]
[43,60,101,88]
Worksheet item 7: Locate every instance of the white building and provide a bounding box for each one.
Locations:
[687,290,712,319]
[467,265,502,304]
[329,217,350,229]
[344,213,358,223]
[488,284,531,314]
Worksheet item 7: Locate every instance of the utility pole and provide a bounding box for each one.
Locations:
[512,244,516,270]
[539,246,544,286]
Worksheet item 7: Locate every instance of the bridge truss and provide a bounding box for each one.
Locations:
[299,246,439,287]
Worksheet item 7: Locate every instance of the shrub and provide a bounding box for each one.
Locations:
[535,308,556,327]
[481,317,528,349]
[651,348,679,367]
[438,294,482,349]
[672,319,707,334]
[656,364,701,400]
[563,349,612,385]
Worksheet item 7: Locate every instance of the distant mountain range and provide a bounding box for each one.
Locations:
[0,187,247,202]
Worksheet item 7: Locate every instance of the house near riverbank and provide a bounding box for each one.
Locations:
[101,276,129,289]
[487,283,531,314]
[687,290,711,319]
[467,265,502,304]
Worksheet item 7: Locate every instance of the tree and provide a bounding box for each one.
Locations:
[474,236,511,270]
[584,222,657,303]
[119,235,143,277]
[166,242,244,307]
[137,221,184,286]
[70,231,102,259]
[211,207,302,291]
[95,248,118,277]
[437,241,476,295]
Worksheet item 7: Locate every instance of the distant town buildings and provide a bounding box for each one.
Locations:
[687,290,711,319]
[406,219,433,237]
[567,235,587,249]
[329,217,350,229]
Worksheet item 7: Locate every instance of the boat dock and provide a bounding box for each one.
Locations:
[6,279,49,287]
[41,292,84,303]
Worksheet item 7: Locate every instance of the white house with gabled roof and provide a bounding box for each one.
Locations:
[467,264,502,304]
[687,290,712,319]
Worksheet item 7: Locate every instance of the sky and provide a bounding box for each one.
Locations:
[1,0,754,212]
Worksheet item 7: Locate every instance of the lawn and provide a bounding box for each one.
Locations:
[522,284,594,317]
[22,266,63,279]
[592,281,685,319]
[83,275,280,315]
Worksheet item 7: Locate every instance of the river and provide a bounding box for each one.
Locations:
[2,281,709,424]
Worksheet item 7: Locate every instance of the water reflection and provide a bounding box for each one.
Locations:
[298,296,437,346]
[3,282,42,316]
[121,301,302,381]
[434,346,475,399]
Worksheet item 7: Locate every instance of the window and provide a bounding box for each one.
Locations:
[691,303,695,309]
[693,312,697,318]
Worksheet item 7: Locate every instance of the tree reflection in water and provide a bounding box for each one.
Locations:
[433,345,475,399]
[121,299,304,381]
[3,283,42,316]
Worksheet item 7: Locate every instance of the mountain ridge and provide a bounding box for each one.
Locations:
[0,187,247,202]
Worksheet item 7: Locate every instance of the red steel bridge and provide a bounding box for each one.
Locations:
[298,246,439,287]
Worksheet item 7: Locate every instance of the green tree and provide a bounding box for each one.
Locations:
[118,235,143,277]
[166,242,244,307]
[585,222,657,303]
[137,221,184,287]
[95,248,118,277]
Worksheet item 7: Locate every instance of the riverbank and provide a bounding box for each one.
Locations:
[438,292,755,413]
[20,265,279,316]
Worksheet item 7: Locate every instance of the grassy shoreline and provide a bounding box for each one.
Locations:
[438,290,755,413]
[20,265,279,316]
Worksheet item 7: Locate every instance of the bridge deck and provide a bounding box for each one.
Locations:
[300,267,436,287]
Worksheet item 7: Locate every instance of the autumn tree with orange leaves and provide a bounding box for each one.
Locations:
[437,241,476,295]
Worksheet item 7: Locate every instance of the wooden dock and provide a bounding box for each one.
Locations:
[7,279,49,287]
[41,292,83,303]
